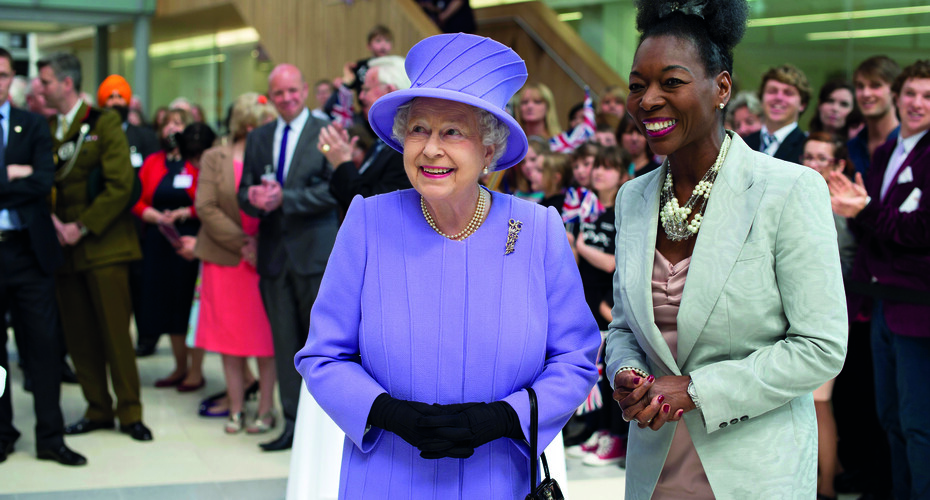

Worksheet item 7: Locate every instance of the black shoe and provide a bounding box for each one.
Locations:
[36,444,87,466]
[61,363,79,384]
[0,440,14,463]
[135,343,157,357]
[259,428,293,451]
[64,418,115,435]
[119,422,153,441]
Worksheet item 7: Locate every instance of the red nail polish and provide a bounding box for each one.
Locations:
[675,409,684,418]
[657,394,665,404]
[633,377,641,385]
[647,375,655,383]
[663,404,670,413]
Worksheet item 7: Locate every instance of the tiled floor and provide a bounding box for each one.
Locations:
[1,333,625,499]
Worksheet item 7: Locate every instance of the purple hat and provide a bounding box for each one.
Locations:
[367,33,528,171]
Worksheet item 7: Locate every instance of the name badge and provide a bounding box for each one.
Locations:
[130,152,144,168]
[173,173,193,189]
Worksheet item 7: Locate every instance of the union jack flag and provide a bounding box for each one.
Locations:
[332,85,355,128]
[549,87,595,153]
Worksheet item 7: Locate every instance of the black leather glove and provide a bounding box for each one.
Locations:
[367,394,481,456]
[417,401,524,459]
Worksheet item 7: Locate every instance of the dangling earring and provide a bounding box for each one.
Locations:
[483,166,489,175]
[718,102,725,110]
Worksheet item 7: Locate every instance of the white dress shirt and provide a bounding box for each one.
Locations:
[881,129,928,201]
[759,122,798,157]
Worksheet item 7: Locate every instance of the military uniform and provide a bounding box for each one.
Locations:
[51,102,144,426]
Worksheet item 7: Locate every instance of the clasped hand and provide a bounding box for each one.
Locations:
[369,394,521,460]
[247,180,283,212]
[613,371,694,431]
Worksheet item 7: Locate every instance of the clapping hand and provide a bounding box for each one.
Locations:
[827,170,869,218]
[318,124,356,167]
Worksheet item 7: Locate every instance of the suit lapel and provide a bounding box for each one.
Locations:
[64,102,88,140]
[676,134,765,366]
[623,170,679,375]
[6,109,24,158]
[286,114,321,186]
[885,131,930,199]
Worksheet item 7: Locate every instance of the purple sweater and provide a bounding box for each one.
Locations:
[295,189,599,499]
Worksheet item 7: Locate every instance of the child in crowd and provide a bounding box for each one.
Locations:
[568,146,632,467]
[534,152,572,213]
[563,142,603,233]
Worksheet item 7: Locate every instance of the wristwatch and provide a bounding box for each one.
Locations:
[687,379,701,409]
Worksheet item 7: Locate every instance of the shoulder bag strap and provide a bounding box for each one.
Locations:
[528,387,538,494]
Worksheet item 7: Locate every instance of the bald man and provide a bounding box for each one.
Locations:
[237,64,339,451]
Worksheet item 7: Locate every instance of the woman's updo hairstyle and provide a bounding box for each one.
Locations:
[635,0,749,77]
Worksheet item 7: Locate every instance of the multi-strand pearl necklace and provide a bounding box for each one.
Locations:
[421,187,489,241]
[659,134,732,241]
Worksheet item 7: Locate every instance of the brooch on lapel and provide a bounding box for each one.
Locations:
[505,218,522,255]
[13,125,21,133]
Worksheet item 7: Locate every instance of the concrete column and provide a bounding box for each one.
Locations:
[94,25,109,87]
[133,15,151,115]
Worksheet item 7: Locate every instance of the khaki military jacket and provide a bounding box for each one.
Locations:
[51,102,141,273]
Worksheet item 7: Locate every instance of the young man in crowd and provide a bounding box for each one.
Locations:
[746,64,811,164]
[848,55,901,176]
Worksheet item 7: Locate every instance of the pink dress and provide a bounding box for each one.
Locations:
[650,250,714,499]
[194,159,274,357]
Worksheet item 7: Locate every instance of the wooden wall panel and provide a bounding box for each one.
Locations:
[157,0,439,90]
[153,0,620,131]
[476,2,625,131]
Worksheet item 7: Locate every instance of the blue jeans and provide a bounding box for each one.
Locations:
[871,301,930,500]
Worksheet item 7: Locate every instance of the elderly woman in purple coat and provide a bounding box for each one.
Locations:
[294,33,600,498]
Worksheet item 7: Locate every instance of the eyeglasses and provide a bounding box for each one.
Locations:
[801,154,835,166]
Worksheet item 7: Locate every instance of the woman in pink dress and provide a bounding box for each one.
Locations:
[193,93,278,434]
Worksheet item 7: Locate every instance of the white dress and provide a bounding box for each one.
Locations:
[286,383,344,500]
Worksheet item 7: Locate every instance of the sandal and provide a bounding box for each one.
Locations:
[246,410,277,434]
[225,412,244,434]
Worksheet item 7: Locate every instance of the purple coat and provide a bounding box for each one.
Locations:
[295,189,600,499]
[849,131,930,337]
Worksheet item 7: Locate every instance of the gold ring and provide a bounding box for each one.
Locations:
[321,144,331,153]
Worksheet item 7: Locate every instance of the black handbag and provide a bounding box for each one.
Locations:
[525,387,564,500]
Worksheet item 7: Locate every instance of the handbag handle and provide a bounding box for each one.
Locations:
[527,387,552,493]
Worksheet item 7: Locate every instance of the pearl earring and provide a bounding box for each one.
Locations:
[483,166,489,175]
[718,102,725,110]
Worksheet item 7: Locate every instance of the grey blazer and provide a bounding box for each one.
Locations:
[605,133,847,499]
[238,112,339,277]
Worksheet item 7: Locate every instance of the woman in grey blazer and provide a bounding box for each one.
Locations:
[605,1,848,498]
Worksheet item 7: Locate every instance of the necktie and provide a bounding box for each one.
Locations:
[0,113,23,230]
[276,124,290,185]
[761,132,776,154]
[880,141,907,201]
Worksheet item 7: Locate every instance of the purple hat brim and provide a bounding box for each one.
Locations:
[367,87,528,172]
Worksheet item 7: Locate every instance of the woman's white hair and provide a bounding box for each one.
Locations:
[392,98,510,170]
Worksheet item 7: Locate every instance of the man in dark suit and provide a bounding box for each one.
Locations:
[830,60,930,500]
[0,47,86,466]
[39,53,151,442]
[745,64,810,164]
[238,63,339,451]
[319,55,412,209]
[96,74,160,356]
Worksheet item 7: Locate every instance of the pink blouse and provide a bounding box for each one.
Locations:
[650,250,714,499]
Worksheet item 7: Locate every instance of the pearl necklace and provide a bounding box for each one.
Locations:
[421,187,489,241]
[659,134,731,241]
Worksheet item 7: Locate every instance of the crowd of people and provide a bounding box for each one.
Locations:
[0,1,928,498]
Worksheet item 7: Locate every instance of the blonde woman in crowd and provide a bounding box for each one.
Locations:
[193,93,278,434]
